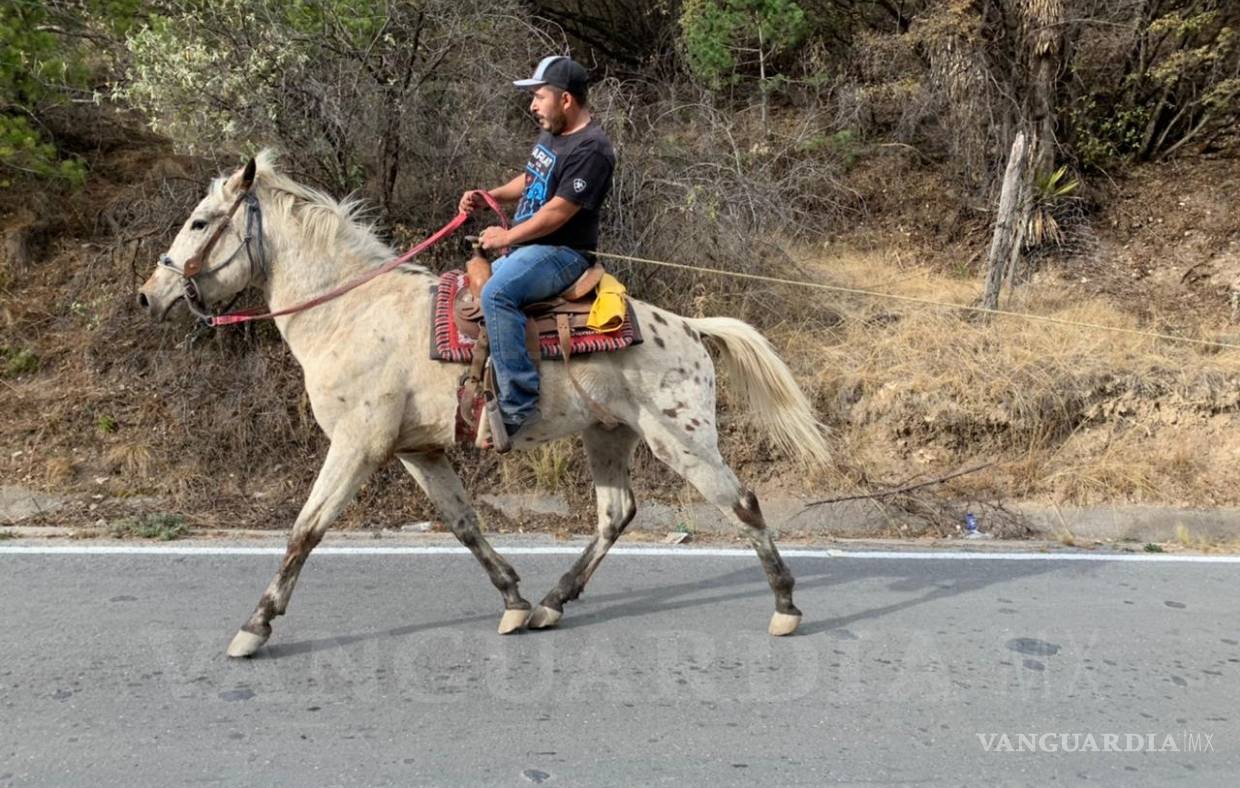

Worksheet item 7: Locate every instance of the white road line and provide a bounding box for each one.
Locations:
[1,545,1239,562]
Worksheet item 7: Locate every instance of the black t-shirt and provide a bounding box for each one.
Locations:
[513,121,615,252]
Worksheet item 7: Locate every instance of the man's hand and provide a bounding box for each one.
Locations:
[462,175,526,214]
[458,190,484,215]
[479,225,510,251]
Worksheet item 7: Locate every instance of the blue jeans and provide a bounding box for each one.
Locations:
[480,244,591,428]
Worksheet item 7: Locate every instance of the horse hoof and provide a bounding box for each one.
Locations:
[528,605,562,630]
[768,611,801,637]
[226,629,268,658]
[497,608,531,634]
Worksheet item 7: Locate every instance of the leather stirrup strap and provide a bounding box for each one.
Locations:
[468,331,489,393]
[556,314,571,365]
[524,318,541,362]
[556,314,618,428]
[480,359,510,452]
[459,331,490,434]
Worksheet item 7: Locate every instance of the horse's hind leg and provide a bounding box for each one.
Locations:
[528,425,641,629]
[227,439,378,657]
[398,451,532,633]
[640,418,801,636]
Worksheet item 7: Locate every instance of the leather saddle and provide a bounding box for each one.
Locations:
[453,263,605,341]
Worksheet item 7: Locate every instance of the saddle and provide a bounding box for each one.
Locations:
[453,262,605,345]
[434,243,640,452]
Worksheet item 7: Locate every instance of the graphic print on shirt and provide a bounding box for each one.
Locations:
[514,144,557,222]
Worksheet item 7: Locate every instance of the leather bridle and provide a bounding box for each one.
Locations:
[161,160,267,322]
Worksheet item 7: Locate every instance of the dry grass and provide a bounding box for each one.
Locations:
[43,456,75,486]
[775,247,1240,505]
[500,439,581,494]
[105,442,154,478]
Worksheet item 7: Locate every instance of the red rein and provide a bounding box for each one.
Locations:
[209,190,508,327]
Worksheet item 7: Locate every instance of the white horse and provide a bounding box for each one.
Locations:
[138,151,830,658]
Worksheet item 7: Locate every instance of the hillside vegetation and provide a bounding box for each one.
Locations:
[2,1,1237,530]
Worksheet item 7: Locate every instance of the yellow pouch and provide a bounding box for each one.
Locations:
[587,273,628,332]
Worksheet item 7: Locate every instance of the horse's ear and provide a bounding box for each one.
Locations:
[241,157,256,190]
[225,157,257,195]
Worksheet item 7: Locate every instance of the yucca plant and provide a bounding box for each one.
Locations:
[1025,165,1079,248]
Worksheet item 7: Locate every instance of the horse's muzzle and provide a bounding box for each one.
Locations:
[138,268,181,322]
[137,280,183,323]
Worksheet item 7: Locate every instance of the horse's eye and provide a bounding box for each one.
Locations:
[191,219,208,231]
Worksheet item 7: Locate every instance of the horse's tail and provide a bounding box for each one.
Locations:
[686,316,831,467]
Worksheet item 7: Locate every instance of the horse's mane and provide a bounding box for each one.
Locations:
[214,148,425,274]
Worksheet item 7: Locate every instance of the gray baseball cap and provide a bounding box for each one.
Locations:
[513,55,589,99]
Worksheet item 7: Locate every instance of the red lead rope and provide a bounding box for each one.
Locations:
[209,190,508,327]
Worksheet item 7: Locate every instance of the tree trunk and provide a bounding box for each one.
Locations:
[1024,0,1064,179]
[982,133,1029,311]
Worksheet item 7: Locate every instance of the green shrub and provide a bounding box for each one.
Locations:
[1,347,39,377]
[110,514,188,541]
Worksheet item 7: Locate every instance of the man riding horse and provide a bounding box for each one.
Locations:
[457,55,615,445]
[139,55,822,656]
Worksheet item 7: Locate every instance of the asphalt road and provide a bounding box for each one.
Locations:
[2,543,1238,786]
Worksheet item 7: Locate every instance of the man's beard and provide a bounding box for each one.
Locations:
[540,112,567,134]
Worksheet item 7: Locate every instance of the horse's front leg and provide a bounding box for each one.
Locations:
[226,439,379,657]
[397,451,532,633]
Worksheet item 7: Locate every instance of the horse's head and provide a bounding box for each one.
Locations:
[138,157,267,322]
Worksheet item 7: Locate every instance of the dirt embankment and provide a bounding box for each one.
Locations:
[2,129,1238,534]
